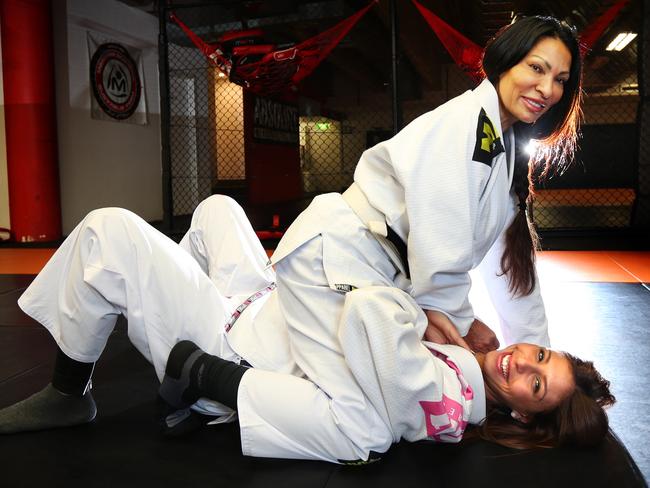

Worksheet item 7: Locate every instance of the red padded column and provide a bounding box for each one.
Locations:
[0,0,61,242]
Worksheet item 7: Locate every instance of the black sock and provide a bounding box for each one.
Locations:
[51,347,95,397]
[159,341,248,410]
[195,353,248,410]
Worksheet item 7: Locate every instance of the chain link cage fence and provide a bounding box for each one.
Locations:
[159,0,648,243]
[163,3,241,228]
[162,0,394,232]
[636,0,649,235]
[531,0,644,233]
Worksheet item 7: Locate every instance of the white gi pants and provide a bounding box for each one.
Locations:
[18,196,270,377]
[17,195,391,464]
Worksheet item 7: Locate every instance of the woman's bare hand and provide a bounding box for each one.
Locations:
[424,310,471,351]
[464,318,499,353]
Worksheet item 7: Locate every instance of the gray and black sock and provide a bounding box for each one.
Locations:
[52,347,95,396]
[0,383,96,434]
[0,347,97,434]
[158,340,248,410]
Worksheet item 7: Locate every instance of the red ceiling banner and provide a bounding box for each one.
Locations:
[579,0,630,55]
[170,1,377,95]
[411,0,484,82]
[412,0,631,81]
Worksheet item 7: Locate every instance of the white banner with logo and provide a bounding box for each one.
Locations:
[87,33,148,125]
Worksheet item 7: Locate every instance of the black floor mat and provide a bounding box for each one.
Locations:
[0,275,647,488]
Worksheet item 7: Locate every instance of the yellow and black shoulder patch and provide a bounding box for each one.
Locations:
[472,108,504,166]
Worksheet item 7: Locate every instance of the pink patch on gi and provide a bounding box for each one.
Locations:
[419,395,466,438]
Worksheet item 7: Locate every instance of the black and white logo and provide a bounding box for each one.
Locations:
[90,43,141,120]
[334,284,357,293]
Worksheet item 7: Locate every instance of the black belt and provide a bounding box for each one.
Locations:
[386,226,410,279]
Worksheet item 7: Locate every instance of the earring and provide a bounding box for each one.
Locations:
[511,410,522,421]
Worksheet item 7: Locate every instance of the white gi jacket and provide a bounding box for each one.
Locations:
[234,286,486,464]
[271,78,549,346]
[236,286,488,462]
[337,286,487,443]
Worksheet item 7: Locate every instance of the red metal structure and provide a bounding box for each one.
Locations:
[170,1,377,96]
[0,0,61,242]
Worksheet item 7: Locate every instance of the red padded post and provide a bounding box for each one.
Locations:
[0,0,61,242]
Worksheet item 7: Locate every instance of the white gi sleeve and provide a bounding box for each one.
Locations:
[476,202,550,346]
[355,100,492,336]
[338,286,476,443]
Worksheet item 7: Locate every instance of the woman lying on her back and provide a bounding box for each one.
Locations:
[0,196,614,463]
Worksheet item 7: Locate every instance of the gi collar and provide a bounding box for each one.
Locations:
[472,78,515,186]
[472,78,504,142]
[426,342,487,425]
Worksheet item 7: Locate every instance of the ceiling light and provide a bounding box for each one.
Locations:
[606,32,637,51]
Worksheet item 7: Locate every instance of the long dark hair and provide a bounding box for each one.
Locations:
[471,353,615,449]
[482,16,583,296]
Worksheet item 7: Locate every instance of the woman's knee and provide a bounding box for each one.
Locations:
[194,195,242,218]
[80,207,144,240]
[189,195,251,242]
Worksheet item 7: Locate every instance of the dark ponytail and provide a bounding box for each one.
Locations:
[500,140,539,296]
[482,16,583,296]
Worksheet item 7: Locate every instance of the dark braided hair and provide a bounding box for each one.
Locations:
[482,16,583,296]
[500,127,540,295]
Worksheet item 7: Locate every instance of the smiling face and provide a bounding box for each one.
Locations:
[480,343,575,416]
[496,36,572,131]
